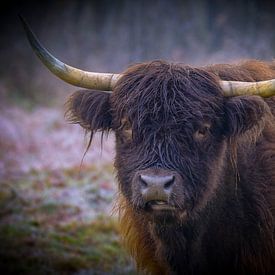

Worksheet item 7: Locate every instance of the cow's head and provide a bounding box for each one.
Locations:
[22,18,274,224]
[66,61,269,223]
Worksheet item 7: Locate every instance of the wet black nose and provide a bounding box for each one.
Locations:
[139,174,175,202]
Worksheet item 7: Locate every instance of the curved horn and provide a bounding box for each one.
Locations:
[220,79,275,97]
[20,16,120,91]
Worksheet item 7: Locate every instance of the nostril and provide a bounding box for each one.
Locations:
[139,175,148,188]
[164,176,175,189]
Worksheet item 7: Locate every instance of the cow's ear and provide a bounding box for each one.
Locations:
[66,90,112,132]
[224,96,269,137]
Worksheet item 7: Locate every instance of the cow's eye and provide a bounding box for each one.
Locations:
[120,118,133,141]
[194,124,211,140]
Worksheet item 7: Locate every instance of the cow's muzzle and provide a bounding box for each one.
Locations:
[133,168,181,211]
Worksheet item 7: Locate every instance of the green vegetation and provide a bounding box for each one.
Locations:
[0,218,134,274]
[0,169,136,275]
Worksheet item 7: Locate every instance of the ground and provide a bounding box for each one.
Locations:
[0,106,136,275]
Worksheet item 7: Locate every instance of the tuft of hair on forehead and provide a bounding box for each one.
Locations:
[111,61,225,132]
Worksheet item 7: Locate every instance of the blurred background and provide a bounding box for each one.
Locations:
[0,0,275,274]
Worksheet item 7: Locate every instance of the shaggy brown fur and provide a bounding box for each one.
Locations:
[66,59,275,274]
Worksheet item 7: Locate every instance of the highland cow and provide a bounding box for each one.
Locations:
[22,18,275,274]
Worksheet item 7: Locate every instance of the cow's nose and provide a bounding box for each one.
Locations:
[139,174,175,202]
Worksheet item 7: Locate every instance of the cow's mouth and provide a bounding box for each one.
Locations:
[146,200,176,211]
